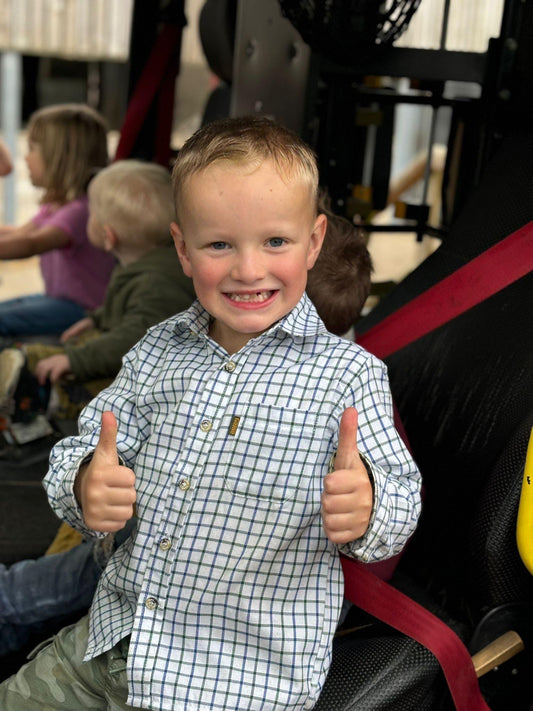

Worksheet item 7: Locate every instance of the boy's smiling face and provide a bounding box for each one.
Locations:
[171,159,326,354]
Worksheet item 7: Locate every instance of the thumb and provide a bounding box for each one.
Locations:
[334,407,359,471]
[94,410,119,465]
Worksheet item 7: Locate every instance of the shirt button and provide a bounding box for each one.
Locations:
[200,419,212,432]
[159,537,172,551]
[224,361,236,372]
[145,597,158,610]
[178,478,191,491]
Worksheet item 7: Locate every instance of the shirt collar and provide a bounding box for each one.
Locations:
[174,293,327,342]
[175,299,211,337]
[275,292,327,338]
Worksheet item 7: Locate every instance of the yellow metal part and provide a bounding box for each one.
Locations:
[516,427,533,574]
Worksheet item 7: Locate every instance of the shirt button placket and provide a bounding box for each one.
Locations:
[200,419,212,432]
[145,597,158,610]
[159,537,172,551]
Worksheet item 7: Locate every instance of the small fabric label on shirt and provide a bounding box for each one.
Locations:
[228,416,241,436]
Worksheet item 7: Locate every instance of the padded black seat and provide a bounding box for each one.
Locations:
[325,130,533,710]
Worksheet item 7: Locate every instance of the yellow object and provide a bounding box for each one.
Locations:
[352,184,373,202]
[472,630,524,678]
[516,427,533,574]
[45,521,83,556]
[394,201,407,219]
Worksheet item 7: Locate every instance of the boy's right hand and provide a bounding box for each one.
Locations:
[75,411,136,533]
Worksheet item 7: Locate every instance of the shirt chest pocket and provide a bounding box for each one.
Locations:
[220,403,325,504]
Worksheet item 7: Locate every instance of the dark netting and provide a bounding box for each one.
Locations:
[279,0,422,65]
[314,630,446,710]
[467,416,533,611]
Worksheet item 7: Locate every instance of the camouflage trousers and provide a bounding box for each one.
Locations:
[0,615,143,710]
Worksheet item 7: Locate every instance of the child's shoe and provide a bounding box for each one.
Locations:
[0,348,54,446]
[0,347,51,423]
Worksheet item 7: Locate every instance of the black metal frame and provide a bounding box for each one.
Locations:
[301,0,527,242]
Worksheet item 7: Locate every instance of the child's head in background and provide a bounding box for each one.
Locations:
[307,206,373,336]
[26,103,108,205]
[87,160,175,260]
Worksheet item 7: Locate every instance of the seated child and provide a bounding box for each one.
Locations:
[0,104,115,337]
[0,159,195,426]
[0,195,374,661]
[307,206,372,336]
[0,116,420,711]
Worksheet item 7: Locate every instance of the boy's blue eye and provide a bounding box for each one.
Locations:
[269,237,285,248]
[211,241,228,250]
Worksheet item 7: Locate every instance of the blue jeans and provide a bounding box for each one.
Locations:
[0,541,102,657]
[0,294,86,336]
[0,519,136,657]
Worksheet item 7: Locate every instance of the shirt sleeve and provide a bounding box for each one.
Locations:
[335,351,422,562]
[32,198,89,248]
[43,344,145,537]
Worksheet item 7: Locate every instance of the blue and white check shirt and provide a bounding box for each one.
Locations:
[45,293,421,711]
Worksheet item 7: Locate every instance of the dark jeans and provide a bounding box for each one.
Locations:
[0,518,136,658]
[0,540,102,656]
[0,295,85,336]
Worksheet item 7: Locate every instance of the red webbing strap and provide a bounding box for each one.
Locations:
[154,36,182,167]
[358,222,533,359]
[114,23,183,163]
[341,556,491,711]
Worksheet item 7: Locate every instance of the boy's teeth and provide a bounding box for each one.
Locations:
[230,291,271,302]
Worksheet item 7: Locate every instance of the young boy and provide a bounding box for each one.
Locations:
[0,159,195,425]
[0,117,420,711]
[0,201,374,663]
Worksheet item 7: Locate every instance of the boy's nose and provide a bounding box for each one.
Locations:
[230,254,265,283]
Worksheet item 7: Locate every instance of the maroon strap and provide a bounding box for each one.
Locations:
[342,230,533,710]
[341,556,491,711]
[114,23,183,164]
[357,222,533,358]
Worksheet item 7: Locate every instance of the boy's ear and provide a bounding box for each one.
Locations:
[170,221,193,278]
[306,213,327,270]
[103,225,117,252]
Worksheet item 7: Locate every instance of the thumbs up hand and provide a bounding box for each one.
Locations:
[74,411,136,533]
[321,407,373,545]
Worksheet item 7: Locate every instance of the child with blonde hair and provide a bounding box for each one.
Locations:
[0,103,115,336]
[0,187,371,664]
[0,117,420,711]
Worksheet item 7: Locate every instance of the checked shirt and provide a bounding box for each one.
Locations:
[45,293,421,711]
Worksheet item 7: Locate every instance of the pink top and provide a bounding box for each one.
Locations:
[33,196,115,310]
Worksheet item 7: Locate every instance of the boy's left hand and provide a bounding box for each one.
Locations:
[321,407,373,545]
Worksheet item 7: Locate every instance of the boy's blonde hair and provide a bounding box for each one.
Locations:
[88,160,175,248]
[28,103,108,204]
[172,116,319,221]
